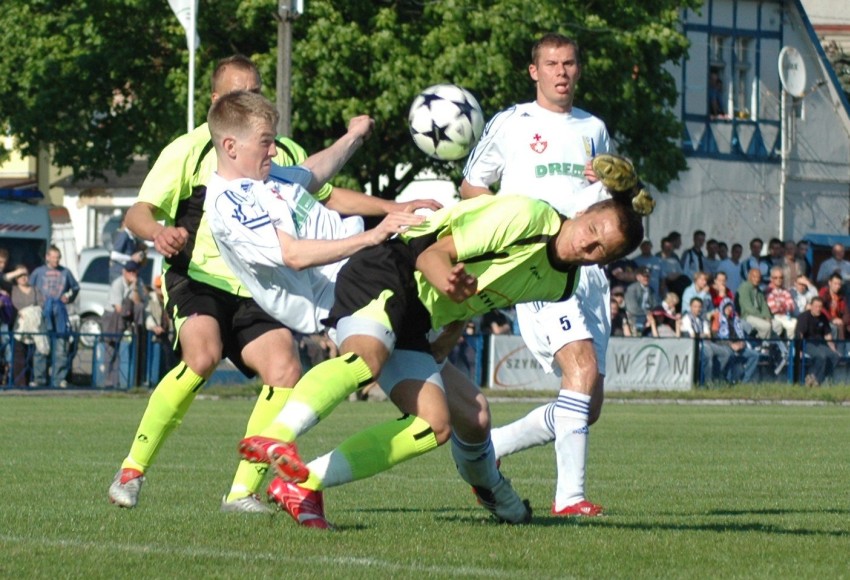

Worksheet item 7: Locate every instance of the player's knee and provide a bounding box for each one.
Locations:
[418,413,452,445]
[432,421,453,446]
[181,349,221,377]
[257,359,302,387]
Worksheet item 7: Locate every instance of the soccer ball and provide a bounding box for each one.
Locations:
[408,84,484,161]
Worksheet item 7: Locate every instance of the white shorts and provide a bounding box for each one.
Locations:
[515,265,611,375]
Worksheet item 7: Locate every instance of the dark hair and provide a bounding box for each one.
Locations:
[749,237,763,248]
[211,55,261,93]
[531,33,580,66]
[584,199,644,263]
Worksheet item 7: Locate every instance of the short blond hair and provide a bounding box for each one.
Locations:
[207,90,279,145]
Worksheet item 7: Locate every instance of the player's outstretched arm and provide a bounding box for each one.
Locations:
[300,115,374,193]
[415,236,478,302]
[275,211,424,271]
[125,202,188,259]
[324,187,443,217]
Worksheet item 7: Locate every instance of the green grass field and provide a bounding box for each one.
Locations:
[1,395,849,579]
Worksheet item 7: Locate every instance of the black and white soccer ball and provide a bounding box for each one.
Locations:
[408,84,484,161]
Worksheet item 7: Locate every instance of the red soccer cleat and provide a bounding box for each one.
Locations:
[237,436,309,483]
[552,499,604,517]
[267,477,332,530]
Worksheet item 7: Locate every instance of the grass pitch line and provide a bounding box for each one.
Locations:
[0,534,515,577]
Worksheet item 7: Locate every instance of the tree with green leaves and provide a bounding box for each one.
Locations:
[0,0,699,196]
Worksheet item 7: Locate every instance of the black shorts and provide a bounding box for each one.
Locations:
[325,240,433,352]
[163,269,285,377]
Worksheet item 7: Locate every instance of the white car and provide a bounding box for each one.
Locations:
[76,247,164,347]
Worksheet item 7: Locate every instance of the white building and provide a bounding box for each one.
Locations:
[646,0,850,247]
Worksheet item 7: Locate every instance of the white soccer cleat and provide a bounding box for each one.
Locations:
[220,494,274,515]
[108,468,145,508]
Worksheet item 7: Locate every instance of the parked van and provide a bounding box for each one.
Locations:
[77,246,164,346]
[0,192,79,277]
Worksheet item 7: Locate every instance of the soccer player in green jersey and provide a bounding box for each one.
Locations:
[238,192,644,528]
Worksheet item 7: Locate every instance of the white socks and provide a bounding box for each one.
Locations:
[491,403,556,458]
[553,390,590,509]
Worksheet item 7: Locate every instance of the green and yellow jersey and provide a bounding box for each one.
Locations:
[400,195,580,329]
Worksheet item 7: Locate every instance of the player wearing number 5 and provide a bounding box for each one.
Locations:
[460,33,654,517]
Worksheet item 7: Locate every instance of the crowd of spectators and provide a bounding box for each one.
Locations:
[0,239,176,389]
[609,231,850,386]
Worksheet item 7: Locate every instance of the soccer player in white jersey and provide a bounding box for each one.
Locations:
[461,32,649,517]
[204,91,422,334]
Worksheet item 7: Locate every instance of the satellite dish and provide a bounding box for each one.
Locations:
[778,46,807,98]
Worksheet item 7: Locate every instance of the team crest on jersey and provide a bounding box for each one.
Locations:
[583,136,594,157]
[529,133,547,154]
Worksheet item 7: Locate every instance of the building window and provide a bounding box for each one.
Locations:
[734,37,754,119]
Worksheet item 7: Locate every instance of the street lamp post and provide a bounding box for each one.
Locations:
[276,1,303,137]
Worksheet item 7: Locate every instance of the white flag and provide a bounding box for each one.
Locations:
[168,0,200,50]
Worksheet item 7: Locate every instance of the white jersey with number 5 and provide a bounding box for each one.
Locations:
[463,101,612,374]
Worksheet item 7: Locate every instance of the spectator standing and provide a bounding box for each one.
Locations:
[717,242,745,294]
[681,271,712,314]
[795,240,812,278]
[606,256,637,291]
[742,238,770,290]
[9,266,37,386]
[680,230,707,279]
[766,238,785,269]
[818,273,848,341]
[632,239,663,299]
[103,261,145,388]
[815,243,850,286]
[624,267,657,336]
[29,246,79,388]
[658,237,690,298]
[680,296,732,384]
[666,231,683,261]
[448,321,479,381]
[795,297,841,386]
[765,267,797,338]
[737,268,781,339]
[703,238,721,276]
[717,241,729,262]
[144,275,175,386]
[714,298,760,383]
[780,240,805,290]
[109,217,147,282]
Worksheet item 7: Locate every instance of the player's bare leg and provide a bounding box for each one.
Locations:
[443,362,532,524]
[109,315,221,508]
[222,328,301,513]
